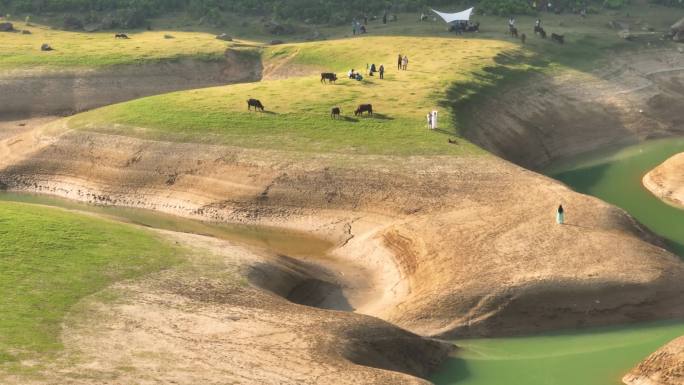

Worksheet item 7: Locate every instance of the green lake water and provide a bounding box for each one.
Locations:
[433,138,684,385]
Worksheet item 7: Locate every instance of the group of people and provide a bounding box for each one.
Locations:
[352,20,367,35]
[426,110,438,130]
[348,63,386,81]
[367,63,385,78]
[397,54,409,70]
[347,69,364,81]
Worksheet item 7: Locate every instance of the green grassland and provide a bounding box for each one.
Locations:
[0,202,180,369]
[69,36,530,156]
[0,25,247,68]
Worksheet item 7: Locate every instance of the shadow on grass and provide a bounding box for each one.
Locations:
[370,113,394,120]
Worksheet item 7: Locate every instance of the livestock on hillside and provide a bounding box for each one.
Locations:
[551,33,565,44]
[321,73,338,84]
[354,104,373,116]
[247,98,265,112]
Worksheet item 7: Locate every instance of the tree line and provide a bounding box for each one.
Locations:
[0,0,642,29]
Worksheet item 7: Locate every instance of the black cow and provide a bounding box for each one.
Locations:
[115,33,130,39]
[510,27,518,38]
[321,73,338,84]
[466,22,480,32]
[331,107,341,119]
[247,98,265,111]
[534,25,543,35]
[551,33,565,44]
[354,104,373,116]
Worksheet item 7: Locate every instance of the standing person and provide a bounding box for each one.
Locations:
[556,205,564,224]
[352,20,357,35]
[427,112,433,129]
[508,16,516,32]
[402,55,408,70]
[397,54,403,70]
[383,11,388,24]
[379,64,385,79]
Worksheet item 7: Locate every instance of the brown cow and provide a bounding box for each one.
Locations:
[354,104,373,116]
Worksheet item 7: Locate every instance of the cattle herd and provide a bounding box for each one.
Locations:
[247,72,375,119]
[529,24,564,44]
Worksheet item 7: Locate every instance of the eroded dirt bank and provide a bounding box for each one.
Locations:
[643,152,684,209]
[0,49,261,118]
[1,123,683,340]
[623,336,684,385]
[463,48,684,169]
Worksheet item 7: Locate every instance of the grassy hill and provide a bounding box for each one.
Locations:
[0,25,247,69]
[0,202,180,370]
[68,36,531,156]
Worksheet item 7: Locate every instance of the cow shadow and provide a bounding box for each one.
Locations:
[340,116,359,122]
[370,113,393,120]
[432,128,457,135]
[261,111,278,115]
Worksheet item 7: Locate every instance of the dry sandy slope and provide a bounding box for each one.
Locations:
[1,124,682,340]
[623,336,684,385]
[643,152,684,209]
[0,230,450,385]
[464,48,684,169]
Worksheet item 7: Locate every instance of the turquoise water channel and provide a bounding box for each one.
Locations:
[433,138,684,385]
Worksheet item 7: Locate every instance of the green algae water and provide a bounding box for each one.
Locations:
[548,137,684,255]
[433,138,684,385]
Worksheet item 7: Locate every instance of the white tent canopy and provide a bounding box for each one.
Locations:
[431,7,474,23]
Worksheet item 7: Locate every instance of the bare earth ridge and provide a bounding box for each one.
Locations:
[623,336,684,385]
[643,152,684,209]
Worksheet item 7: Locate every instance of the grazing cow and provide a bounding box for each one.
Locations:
[331,107,341,119]
[520,33,527,44]
[510,27,518,38]
[321,73,338,84]
[466,22,480,32]
[247,98,265,112]
[115,33,130,39]
[539,28,547,39]
[354,104,373,116]
[551,33,565,44]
